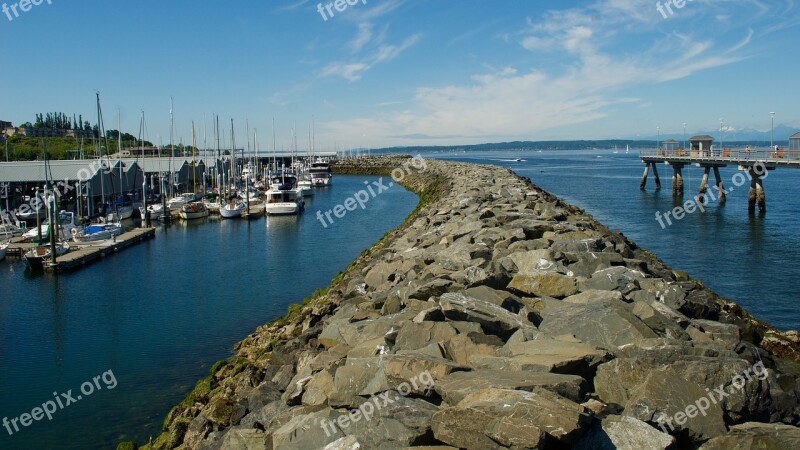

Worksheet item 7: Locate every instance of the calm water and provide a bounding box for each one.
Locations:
[422,149,800,331]
[0,175,417,449]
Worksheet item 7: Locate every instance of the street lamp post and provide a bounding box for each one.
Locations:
[683,123,686,150]
[719,118,724,155]
[657,126,660,150]
[770,112,776,150]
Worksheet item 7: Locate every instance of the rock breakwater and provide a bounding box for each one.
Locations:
[132,156,800,450]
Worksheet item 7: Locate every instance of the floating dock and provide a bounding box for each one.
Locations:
[5,228,156,273]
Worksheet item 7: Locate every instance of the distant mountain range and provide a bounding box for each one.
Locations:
[371,125,798,153]
[637,125,798,143]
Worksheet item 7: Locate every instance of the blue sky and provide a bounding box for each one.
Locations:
[1,0,798,148]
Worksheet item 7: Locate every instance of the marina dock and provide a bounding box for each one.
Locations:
[5,227,156,273]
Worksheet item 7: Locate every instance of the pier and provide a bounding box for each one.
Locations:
[5,227,156,273]
[639,135,800,213]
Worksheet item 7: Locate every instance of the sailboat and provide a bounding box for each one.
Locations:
[25,143,70,270]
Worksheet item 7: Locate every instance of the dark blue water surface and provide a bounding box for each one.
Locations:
[421,149,799,332]
[0,175,417,449]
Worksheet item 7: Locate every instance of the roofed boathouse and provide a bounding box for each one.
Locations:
[790,132,800,151]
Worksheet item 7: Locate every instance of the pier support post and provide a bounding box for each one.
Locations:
[671,164,684,197]
[652,163,661,190]
[698,167,710,203]
[747,167,766,213]
[640,163,650,190]
[713,167,726,205]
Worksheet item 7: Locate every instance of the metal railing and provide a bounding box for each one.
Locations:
[639,149,800,161]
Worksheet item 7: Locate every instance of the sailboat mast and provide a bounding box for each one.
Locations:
[96,92,105,216]
[118,111,124,215]
[230,119,235,197]
[272,118,276,174]
[192,121,197,194]
[169,97,174,198]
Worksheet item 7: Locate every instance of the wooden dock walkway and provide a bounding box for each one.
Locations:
[5,228,156,273]
[639,149,800,213]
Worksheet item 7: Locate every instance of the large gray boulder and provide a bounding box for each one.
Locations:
[434,369,587,405]
[432,388,593,448]
[538,300,658,350]
[574,415,674,450]
[699,422,800,449]
[439,292,537,340]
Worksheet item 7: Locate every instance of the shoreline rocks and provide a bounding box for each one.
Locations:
[130,156,800,450]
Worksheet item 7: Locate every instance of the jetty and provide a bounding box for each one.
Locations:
[5,227,155,273]
[640,135,800,213]
[129,156,799,450]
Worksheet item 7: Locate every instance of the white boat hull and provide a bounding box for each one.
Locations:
[24,243,70,269]
[265,202,300,215]
[220,202,245,219]
[0,243,7,261]
[72,224,123,243]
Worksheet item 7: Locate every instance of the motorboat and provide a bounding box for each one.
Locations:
[71,223,123,243]
[309,160,332,186]
[139,203,167,221]
[220,200,246,219]
[24,242,70,270]
[0,241,8,261]
[265,190,302,215]
[168,192,200,210]
[22,211,78,243]
[179,202,209,220]
[297,177,314,197]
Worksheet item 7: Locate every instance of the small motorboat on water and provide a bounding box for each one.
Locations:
[71,223,123,243]
[220,200,246,219]
[0,241,8,261]
[309,160,332,186]
[179,202,209,220]
[168,193,200,210]
[24,242,70,270]
[265,173,303,215]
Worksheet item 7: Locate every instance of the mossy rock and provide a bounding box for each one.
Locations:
[672,270,691,281]
[116,442,137,450]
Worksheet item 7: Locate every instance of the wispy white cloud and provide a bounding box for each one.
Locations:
[321,33,422,81]
[318,0,790,145]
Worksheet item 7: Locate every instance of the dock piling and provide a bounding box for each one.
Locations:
[698,167,710,203]
[671,164,684,197]
[748,167,766,213]
[713,167,726,204]
[652,163,661,190]
[640,163,650,190]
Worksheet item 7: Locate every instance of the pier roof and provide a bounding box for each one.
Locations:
[790,132,800,139]
[689,135,714,141]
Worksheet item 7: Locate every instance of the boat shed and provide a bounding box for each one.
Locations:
[0,159,145,218]
[663,139,679,151]
[790,132,800,151]
[689,135,714,154]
